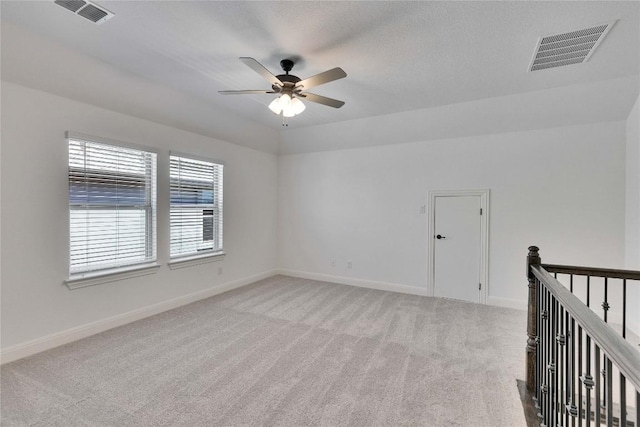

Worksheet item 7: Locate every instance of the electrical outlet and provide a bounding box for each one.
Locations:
[347,261,352,269]
[420,205,426,214]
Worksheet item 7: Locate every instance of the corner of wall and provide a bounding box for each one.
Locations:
[625,94,640,269]
[625,93,640,336]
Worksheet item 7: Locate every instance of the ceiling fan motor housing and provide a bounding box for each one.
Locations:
[273,59,301,91]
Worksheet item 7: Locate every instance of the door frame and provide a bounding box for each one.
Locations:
[427,189,490,304]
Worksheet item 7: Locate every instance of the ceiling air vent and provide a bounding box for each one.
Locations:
[529,21,616,71]
[54,0,114,24]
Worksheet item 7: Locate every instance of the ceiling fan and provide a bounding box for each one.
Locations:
[219,57,347,123]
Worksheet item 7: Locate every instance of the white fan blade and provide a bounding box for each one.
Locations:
[219,90,276,95]
[239,57,282,87]
[296,68,346,90]
[298,92,345,108]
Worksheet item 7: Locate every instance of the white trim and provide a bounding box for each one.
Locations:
[278,270,530,312]
[66,131,160,154]
[276,269,429,297]
[66,263,161,290]
[487,296,527,311]
[1,270,277,364]
[168,252,225,270]
[67,135,159,282]
[281,269,528,311]
[170,151,226,166]
[427,189,490,303]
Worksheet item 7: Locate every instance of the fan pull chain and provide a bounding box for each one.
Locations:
[282,115,288,127]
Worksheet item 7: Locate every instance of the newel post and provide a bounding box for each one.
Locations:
[526,246,540,392]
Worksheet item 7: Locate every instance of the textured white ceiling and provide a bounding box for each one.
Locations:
[2,1,639,152]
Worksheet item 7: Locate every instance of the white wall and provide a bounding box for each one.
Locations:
[0,82,278,357]
[1,21,280,154]
[279,77,639,155]
[625,95,640,269]
[625,95,640,333]
[278,121,626,307]
[1,79,633,359]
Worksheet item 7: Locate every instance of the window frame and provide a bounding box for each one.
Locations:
[65,132,159,288]
[168,152,225,268]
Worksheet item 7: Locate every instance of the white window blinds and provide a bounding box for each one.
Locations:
[69,137,157,275]
[170,154,223,259]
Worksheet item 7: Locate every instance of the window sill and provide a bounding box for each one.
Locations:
[168,251,226,270]
[65,263,161,290]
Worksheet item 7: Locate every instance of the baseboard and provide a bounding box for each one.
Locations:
[275,269,429,297]
[485,296,527,311]
[1,270,277,364]
[277,270,532,312]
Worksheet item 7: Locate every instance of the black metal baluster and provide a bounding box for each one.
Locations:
[602,277,609,323]
[583,335,593,426]
[538,283,545,423]
[601,355,607,420]
[534,279,540,412]
[557,304,563,427]
[636,391,639,427]
[544,286,551,426]
[552,296,558,427]
[558,304,565,427]
[536,278,543,420]
[564,309,570,427]
[570,274,573,293]
[622,279,626,339]
[605,357,612,427]
[586,276,590,308]
[547,294,552,427]
[577,325,583,427]
[539,283,544,423]
[594,346,601,426]
[566,312,577,427]
[619,373,626,427]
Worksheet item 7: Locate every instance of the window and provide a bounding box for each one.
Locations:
[68,136,157,276]
[170,154,223,259]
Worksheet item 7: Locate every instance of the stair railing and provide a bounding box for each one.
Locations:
[526,246,640,427]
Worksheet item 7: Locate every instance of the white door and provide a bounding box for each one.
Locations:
[433,195,482,303]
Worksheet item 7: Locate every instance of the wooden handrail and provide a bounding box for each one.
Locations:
[531,264,640,391]
[542,263,640,280]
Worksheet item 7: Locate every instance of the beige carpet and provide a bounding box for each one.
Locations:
[1,275,527,426]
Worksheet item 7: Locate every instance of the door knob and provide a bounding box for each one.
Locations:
[436,234,446,240]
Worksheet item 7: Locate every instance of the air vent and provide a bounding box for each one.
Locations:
[54,0,86,13]
[529,21,616,71]
[54,0,113,24]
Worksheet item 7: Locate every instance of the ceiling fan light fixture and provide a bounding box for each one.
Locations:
[268,97,282,114]
[281,96,305,117]
[269,93,304,117]
[279,93,292,108]
[220,57,346,121]
[290,97,306,115]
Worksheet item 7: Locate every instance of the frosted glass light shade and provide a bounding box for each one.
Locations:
[268,94,305,117]
[279,93,291,109]
[268,97,282,114]
[290,97,305,115]
[282,107,295,118]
